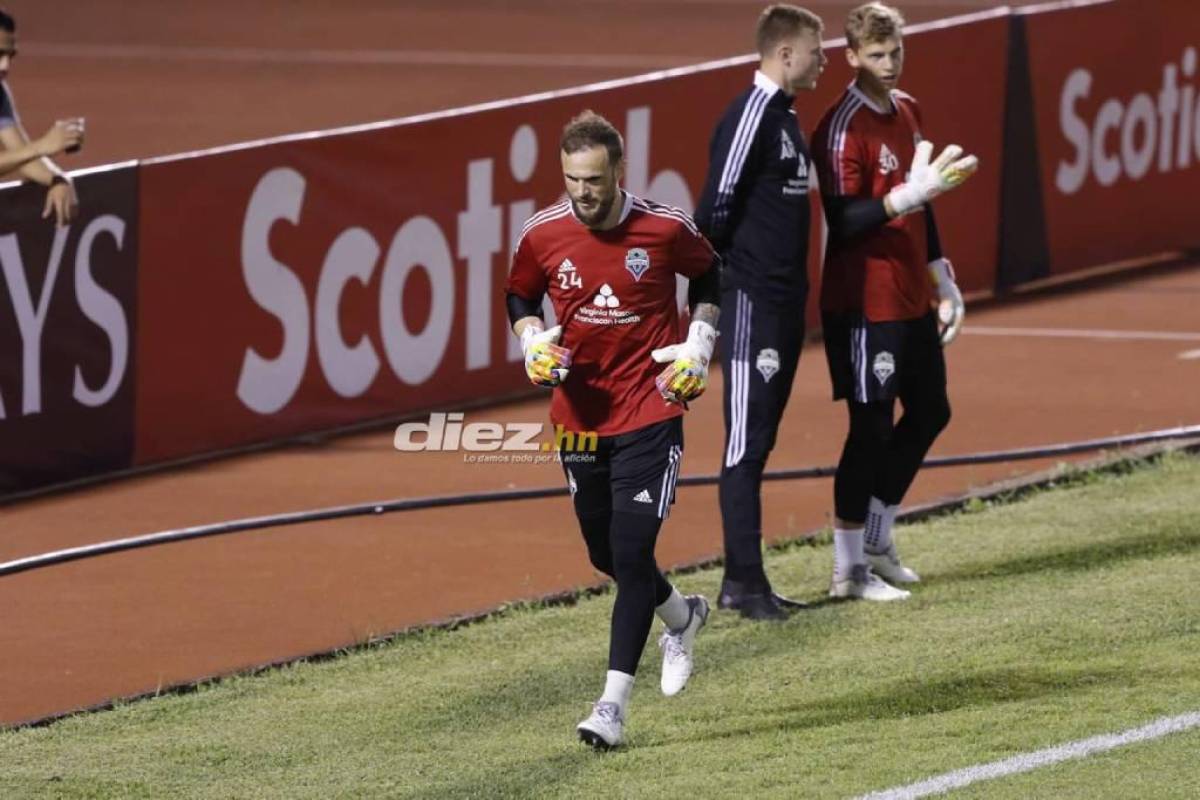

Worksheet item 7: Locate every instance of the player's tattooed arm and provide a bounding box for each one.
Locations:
[655,255,719,404]
[691,302,719,329]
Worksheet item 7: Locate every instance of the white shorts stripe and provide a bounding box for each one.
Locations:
[657,444,682,519]
[858,324,869,403]
[848,323,859,401]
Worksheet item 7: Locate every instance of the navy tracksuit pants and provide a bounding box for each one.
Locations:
[718,287,805,591]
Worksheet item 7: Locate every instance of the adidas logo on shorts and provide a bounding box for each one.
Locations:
[633,489,654,504]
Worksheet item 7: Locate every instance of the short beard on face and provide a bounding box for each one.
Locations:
[572,192,616,228]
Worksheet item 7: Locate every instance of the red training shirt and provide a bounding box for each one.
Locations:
[506,192,716,436]
[813,84,933,321]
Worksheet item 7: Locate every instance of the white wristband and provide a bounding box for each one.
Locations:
[886,183,924,217]
[686,320,718,365]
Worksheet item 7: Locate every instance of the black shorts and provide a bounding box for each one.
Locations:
[822,311,946,403]
[560,417,683,519]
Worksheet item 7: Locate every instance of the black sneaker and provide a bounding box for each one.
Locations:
[718,579,805,621]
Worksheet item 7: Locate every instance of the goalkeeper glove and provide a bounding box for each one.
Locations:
[886,140,979,217]
[651,320,718,405]
[928,257,964,346]
[521,324,572,387]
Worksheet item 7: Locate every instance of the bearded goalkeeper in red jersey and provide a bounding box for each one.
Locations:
[505,111,721,749]
[812,3,977,602]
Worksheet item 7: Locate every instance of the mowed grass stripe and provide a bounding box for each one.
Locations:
[1,451,1198,799]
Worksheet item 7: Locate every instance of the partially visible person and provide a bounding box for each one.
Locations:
[0,8,85,226]
[811,2,977,601]
[694,4,826,621]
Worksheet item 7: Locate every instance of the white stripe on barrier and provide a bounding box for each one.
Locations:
[20,41,697,70]
[858,710,1200,800]
[963,326,1200,342]
[129,5,1018,167]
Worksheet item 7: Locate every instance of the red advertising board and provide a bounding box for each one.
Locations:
[8,5,1169,490]
[1023,0,1200,273]
[0,166,139,495]
[134,12,1009,465]
[134,67,747,464]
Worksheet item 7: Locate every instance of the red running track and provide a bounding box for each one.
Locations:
[2,261,1198,726]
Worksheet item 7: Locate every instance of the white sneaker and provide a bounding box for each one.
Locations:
[866,544,921,584]
[830,563,911,602]
[577,701,623,749]
[658,594,709,696]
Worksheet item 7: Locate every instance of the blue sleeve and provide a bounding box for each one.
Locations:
[0,82,17,129]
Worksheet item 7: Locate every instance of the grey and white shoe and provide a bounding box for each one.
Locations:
[866,543,921,584]
[830,563,911,602]
[658,594,709,696]
[577,701,623,749]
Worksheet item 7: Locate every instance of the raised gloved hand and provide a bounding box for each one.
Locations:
[521,324,572,387]
[928,257,964,346]
[651,320,718,405]
[886,140,979,217]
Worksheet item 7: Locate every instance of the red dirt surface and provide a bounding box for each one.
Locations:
[6,0,1044,168]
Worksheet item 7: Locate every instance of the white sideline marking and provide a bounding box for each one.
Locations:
[21,41,696,70]
[858,711,1200,800]
[1179,349,1200,360]
[964,326,1200,342]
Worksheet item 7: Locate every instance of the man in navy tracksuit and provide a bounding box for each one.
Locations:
[694,4,826,620]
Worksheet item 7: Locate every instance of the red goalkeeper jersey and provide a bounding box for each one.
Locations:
[505,192,716,436]
[813,84,934,321]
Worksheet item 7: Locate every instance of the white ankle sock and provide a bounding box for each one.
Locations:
[655,587,691,630]
[600,670,635,711]
[865,497,899,553]
[833,527,865,581]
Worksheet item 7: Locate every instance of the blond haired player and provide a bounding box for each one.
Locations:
[812,2,977,601]
[694,4,827,622]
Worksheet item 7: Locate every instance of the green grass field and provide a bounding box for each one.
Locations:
[3,451,1200,799]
